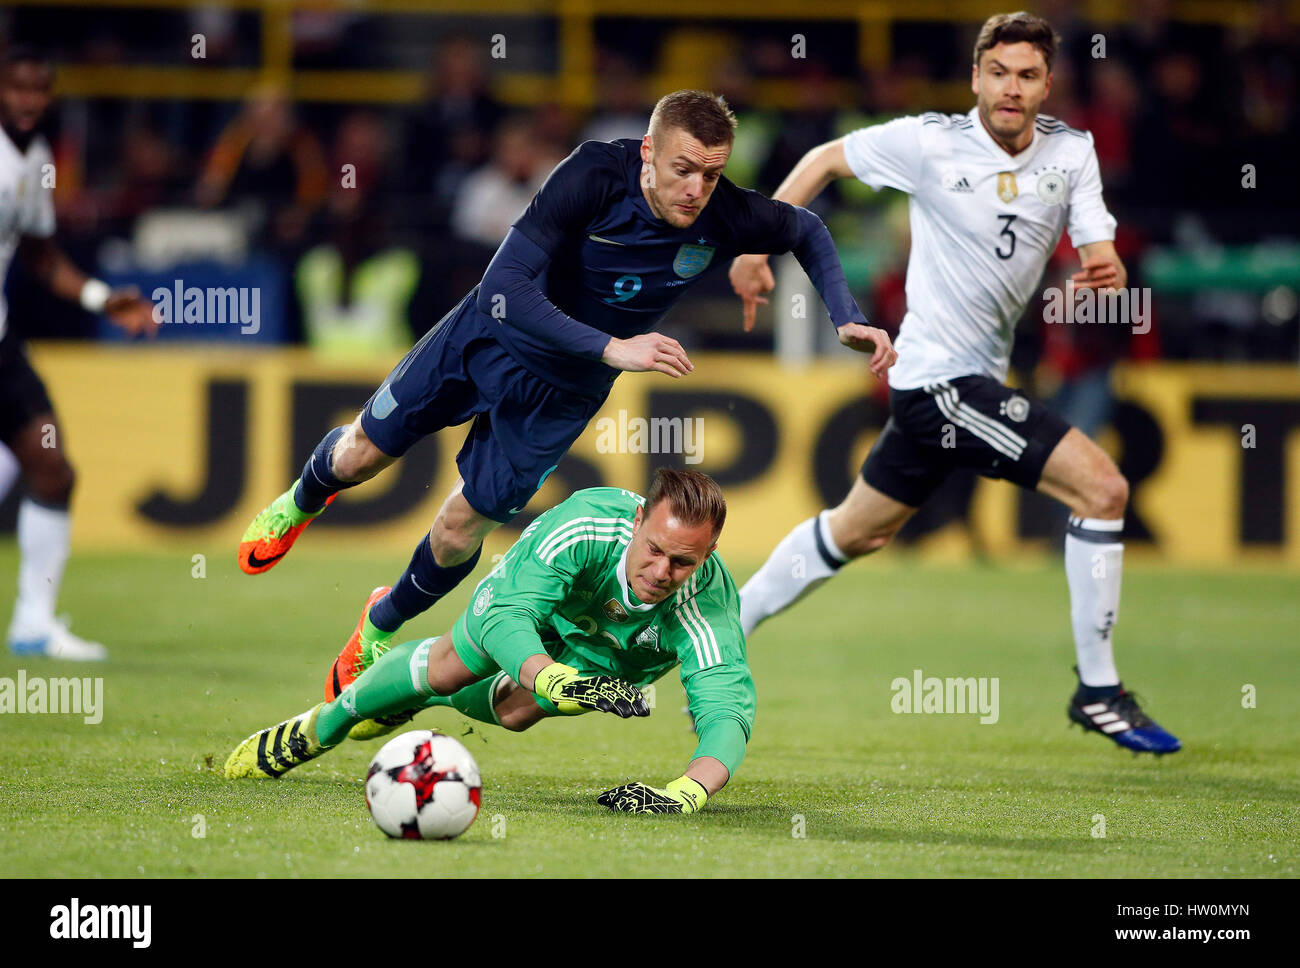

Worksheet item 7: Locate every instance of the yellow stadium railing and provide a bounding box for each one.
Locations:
[20,0,1300,110]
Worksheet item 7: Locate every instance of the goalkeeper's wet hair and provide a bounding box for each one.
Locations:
[648,90,736,149]
[645,468,726,540]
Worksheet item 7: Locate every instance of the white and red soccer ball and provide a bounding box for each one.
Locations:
[365,730,482,840]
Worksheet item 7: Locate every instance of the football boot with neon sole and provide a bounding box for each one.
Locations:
[225,702,332,778]
[238,484,336,575]
[347,708,421,742]
[1068,678,1181,755]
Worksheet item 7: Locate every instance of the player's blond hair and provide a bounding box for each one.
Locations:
[645,468,726,541]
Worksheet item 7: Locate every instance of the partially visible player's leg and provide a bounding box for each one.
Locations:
[7,411,75,638]
[239,297,482,575]
[419,671,551,734]
[315,632,484,749]
[226,634,473,776]
[492,678,553,731]
[224,702,333,779]
[302,416,394,505]
[740,475,915,636]
[333,617,562,745]
[4,408,105,661]
[740,409,943,637]
[359,481,500,656]
[1037,427,1129,689]
[357,364,607,655]
[237,413,395,574]
[352,667,547,742]
[229,614,485,780]
[1037,428,1179,753]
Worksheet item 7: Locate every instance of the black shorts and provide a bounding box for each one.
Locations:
[0,328,55,446]
[861,375,1071,507]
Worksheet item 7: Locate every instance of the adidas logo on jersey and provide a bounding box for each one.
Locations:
[942,172,974,193]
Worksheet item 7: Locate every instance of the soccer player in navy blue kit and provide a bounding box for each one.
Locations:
[238,90,896,677]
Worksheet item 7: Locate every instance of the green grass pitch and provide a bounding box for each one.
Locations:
[1,545,1296,877]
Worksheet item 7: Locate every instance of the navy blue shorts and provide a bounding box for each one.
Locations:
[361,295,608,523]
[862,375,1071,507]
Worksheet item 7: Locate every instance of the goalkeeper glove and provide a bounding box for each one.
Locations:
[533,662,650,718]
[597,776,708,814]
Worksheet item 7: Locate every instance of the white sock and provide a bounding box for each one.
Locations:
[8,498,71,642]
[1065,516,1123,687]
[0,443,18,505]
[740,511,847,637]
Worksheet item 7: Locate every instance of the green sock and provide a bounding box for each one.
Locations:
[419,671,507,726]
[316,637,436,746]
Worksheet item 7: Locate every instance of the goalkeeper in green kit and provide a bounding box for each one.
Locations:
[225,468,754,814]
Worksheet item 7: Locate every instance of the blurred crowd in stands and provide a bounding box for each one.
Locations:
[2,0,1297,373]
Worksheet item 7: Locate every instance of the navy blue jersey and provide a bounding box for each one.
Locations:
[476,138,864,395]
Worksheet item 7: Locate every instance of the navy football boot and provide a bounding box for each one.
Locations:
[1069,674,1181,755]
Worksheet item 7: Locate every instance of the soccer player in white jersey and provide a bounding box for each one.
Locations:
[730,12,1179,754]
[0,47,155,660]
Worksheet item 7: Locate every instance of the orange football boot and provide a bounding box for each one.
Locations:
[238,486,336,575]
[326,586,392,701]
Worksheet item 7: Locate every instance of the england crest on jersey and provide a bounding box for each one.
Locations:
[370,382,398,419]
[673,243,715,279]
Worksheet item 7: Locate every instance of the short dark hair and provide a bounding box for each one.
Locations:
[648,90,736,149]
[973,12,1060,72]
[644,467,726,541]
[2,45,54,72]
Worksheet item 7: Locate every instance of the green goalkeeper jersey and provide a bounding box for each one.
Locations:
[456,486,756,773]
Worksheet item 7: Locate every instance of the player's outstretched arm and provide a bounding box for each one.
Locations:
[729,137,856,329]
[775,137,857,209]
[730,218,898,377]
[784,207,898,378]
[724,155,897,378]
[18,236,158,337]
[598,576,754,815]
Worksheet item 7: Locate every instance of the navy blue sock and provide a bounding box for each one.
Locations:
[368,537,482,633]
[294,426,355,513]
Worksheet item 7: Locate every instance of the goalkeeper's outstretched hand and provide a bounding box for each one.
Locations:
[597,777,708,815]
[533,663,650,717]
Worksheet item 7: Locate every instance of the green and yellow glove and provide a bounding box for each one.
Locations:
[597,776,708,814]
[533,662,650,718]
